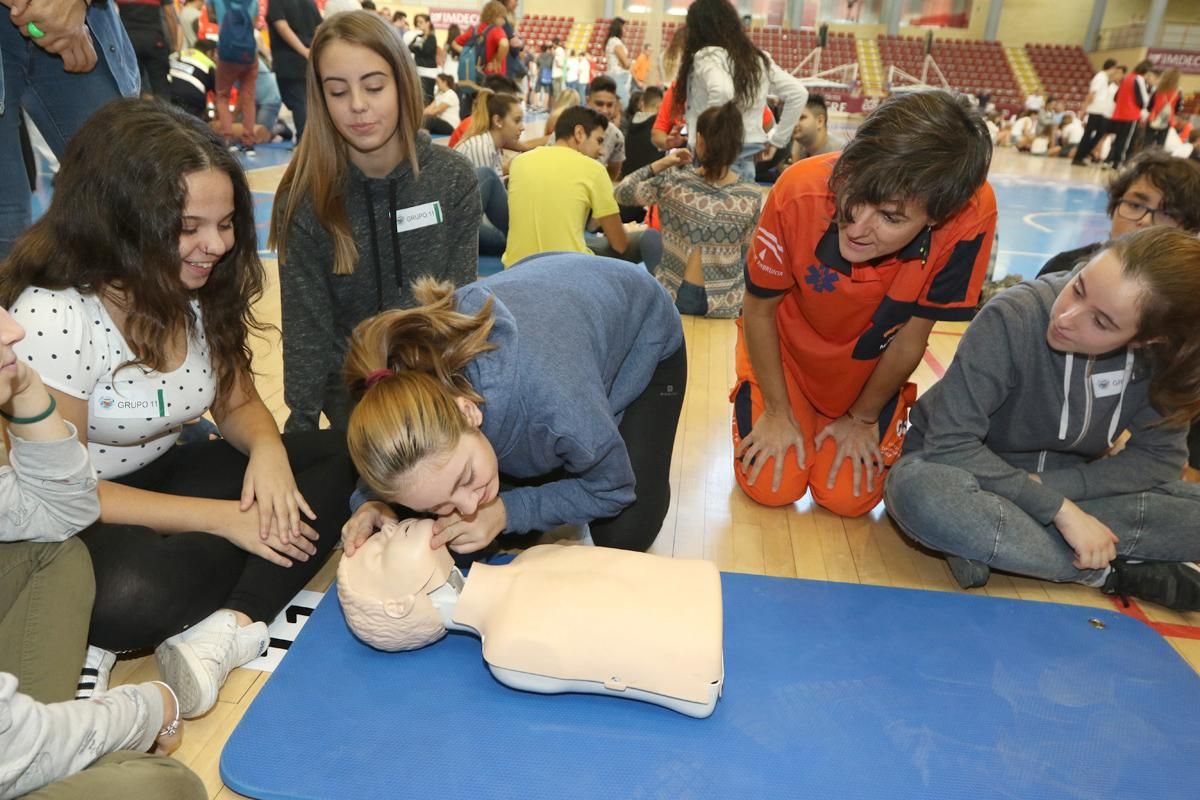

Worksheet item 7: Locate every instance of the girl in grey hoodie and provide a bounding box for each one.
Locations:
[886,227,1200,611]
[271,12,482,433]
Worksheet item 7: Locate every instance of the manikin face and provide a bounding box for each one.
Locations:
[342,518,451,600]
[588,90,619,122]
[178,168,235,291]
[319,41,402,160]
[793,107,824,147]
[1046,249,1144,356]
[837,199,932,263]
[0,308,25,406]
[390,427,501,520]
[1108,176,1181,239]
[495,105,525,149]
[574,126,606,159]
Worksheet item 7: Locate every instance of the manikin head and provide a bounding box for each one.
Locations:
[337,518,456,651]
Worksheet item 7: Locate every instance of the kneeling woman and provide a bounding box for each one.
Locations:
[886,227,1200,610]
[1,100,357,718]
[341,254,685,555]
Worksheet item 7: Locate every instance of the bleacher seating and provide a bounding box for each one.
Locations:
[585,18,646,74]
[878,35,1023,111]
[1025,44,1094,108]
[516,14,574,52]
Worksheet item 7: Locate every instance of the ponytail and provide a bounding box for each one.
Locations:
[464,89,520,141]
[696,102,743,179]
[343,278,498,495]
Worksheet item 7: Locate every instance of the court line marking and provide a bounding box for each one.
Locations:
[1022,210,1106,233]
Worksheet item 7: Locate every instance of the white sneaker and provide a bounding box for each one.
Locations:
[75,646,116,699]
[155,610,268,718]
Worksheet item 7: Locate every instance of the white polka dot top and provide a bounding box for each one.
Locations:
[11,286,217,479]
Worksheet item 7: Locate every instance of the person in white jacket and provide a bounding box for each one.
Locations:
[672,0,808,183]
[0,305,203,800]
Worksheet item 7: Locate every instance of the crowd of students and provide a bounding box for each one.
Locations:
[4,0,1200,795]
[991,59,1196,166]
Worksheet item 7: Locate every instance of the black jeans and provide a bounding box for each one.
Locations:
[423,116,454,135]
[277,76,309,141]
[1071,114,1108,164]
[125,26,170,100]
[80,431,356,652]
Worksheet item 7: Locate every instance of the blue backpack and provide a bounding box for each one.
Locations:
[217,0,257,65]
[457,24,494,84]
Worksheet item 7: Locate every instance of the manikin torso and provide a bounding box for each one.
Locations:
[338,520,725,718]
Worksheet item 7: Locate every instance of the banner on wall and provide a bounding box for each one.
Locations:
[1147,48,1200,75]
[429,7,481,29]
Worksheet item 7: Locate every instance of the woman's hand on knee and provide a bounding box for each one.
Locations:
[241,443,317,547]
[340,501,398,557]
[1054,499,1119,570]
[218,502,317,568]
[736,410,807,492]
[814,415,884,497]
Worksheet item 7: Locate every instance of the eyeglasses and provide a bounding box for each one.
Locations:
[1115,198,1182,228]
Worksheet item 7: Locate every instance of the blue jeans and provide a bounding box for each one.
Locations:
[255,66,282,132]
[476,166,508,256]
[586,228,662,273]
[885,454,1200,585]
[0,10,124,258]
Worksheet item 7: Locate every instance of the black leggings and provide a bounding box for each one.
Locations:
[423,116,455,135]
[80,431,356,652]
[588,342,687,551]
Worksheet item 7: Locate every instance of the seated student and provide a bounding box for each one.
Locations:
[615,103,762,318]
[453,90,524,256]
[169,39,218,121]
[423,73,462,136]
[339,257,685,556]
[502,107,659,270]
[584,75,626,181]
[1037,151,1200,277]
[0,99,357,720]
[734,90,995,517]
[886,228,1200,610]
[270,11,480,433]
[0,307,206,800]
[1047,111,1084,159]
[790,93,845,160]
[448,73,520,148]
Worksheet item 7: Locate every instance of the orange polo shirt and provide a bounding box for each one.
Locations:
[744,152,997,418]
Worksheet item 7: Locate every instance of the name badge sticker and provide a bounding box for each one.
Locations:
[395,201,443,233]
[93,382,167,419]
[1091,370,1126,399]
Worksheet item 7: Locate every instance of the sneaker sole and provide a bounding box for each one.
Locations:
[155,637,218,719]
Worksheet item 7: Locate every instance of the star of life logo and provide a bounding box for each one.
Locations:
[753,228,785,276]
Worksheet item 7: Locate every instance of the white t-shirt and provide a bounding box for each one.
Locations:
[552,46,565,79]
[443,51,459,80]
[565,56,580,84]
[1062,118,1085,145]
[1085,70,1111,116]
[605,37,628,79]
[11,287,217,479]
[322,0,360,16]
[433,88,460,127]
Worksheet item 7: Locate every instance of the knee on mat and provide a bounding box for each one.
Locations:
[809,480,881,518]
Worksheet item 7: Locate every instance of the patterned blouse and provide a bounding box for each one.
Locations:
[614,165,763,318]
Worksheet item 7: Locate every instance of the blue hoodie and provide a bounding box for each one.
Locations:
[455,253,683,534]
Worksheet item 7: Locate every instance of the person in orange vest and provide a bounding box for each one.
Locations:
[1146,68,1182,149]
[1104,59,1158,169]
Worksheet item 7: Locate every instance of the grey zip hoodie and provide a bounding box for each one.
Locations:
[904,270,1187,525]
[280,132,482,432]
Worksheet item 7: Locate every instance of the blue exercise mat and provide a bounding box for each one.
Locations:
[222,573,1200,799]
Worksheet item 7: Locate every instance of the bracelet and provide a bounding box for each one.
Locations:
[150,681,182,738]
[845,409,877,426]
[0,394,56,425]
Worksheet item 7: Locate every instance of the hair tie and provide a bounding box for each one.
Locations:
[364,368,394,389]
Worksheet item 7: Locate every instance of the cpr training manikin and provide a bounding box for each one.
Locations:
[337,519,725,718]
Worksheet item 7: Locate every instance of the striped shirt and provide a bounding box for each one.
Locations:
[453,132,503,174]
